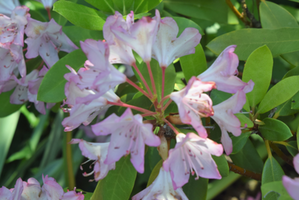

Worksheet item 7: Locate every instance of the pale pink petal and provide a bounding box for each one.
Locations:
[294,154,299,174]
[282,176,299,200]
[0,186,12,200]
[42,175,64,200]
[62,190,84,200]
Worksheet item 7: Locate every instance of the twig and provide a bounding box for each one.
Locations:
[228,162,262,181]
[269,142,293,167]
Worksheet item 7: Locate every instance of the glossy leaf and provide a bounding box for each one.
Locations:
[0,90,23,118]
[207,28,299,60]
[257,76,299,114]
[53,1,105,30]
[261,181,292,200]
[147,159,162,186]
[91,156,137,200]
[291,91,299,109]
[172,17,204,36]
[242,45,273,107]
[235,114,254,128]
[262,156,285,185]
[212,154,229,177]
[286,141,298,157]
[210,89,231,105]
[259,118,292,141]
[164,0,229,24]
[260,1,298,29]
[230,139,264,173]
[37,49,87,103]
[231,132,251,154]
[180,44,207,82]
[183,176,208,200]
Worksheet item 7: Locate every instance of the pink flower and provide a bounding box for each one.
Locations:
[104,11,135,65]
[198,45,254,94]
[42,175,64,199]
[109,10,160,62]
[92,108,161,173]
[152,15,201,68]
[132,168,188,200]
[0,178,23,200]
[25,18,78,67]
[283,154,299,200]
[163,133,223,189]
[211,90,247,155]
[37,0,57,9]
[70,139,116,181]
[170,76,216,138]
[0,0,20,16]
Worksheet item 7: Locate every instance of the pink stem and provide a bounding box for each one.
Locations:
[163,118,179,135]
[163,99,173,111]
[161,67,166,100]
[46,7,51,20]
[146,61,157,96]
[132,62,153,97]
[25,59,32,63]
[37,61,44,70]
[23,48,27,52]
[107,101,153,114]
[160,94,170,105]
[126,78,151,99]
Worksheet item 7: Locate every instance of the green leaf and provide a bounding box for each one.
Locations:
[0,90,23,118]
[231,132,251,154]
[230,139,264,173]
[38,49,86,103]
[257,76,299,114]
[164,0,229,24]
[134,0,163,14]
[291,91,299,109]
[261,181,293,200]
[262,157,285,185]
[286,141,298,156]
[259,118,292,141]
[260,1,298,29]
[210,89,231,105]
[235,114,254,128]
[212,154,229,177]
[180,44,207,82]
[172,17,204,36]
[147,159,162,186]
[91,156,137,200]
[283,66,299,78]
[0,111,20,177]
[62,26,103,47]
[53,1,105,30]
[183,176,208,200]
[242,45,273,107]
[206,28,299,61]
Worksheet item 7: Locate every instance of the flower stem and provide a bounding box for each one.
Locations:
[163,118,179,135]
[141,112,157,118]
[163,99,173,111]
[228,162,261,181]
[161,67,166,100]
[46,7,51,20]
[269,141,293,167]
[126,78,151,99]
[107,100,153,114]
[132,62,153,97]
[146,61,157,96]
[66,131,75,190]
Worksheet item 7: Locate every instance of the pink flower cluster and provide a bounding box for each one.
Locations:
[0,175,84,200]
[62,9,254,199]
[0,3,78,114]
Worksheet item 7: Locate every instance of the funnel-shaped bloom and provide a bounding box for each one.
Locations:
[198,45,253,94]
[211,90,246,155]
[152,16,201,68]
[163,133,222,189]
[25,18,78,67]
[92,108,160,173]
[132,168,188,200]
[70,139,115,181]
[170,76,216,138]
[283,154,299,200]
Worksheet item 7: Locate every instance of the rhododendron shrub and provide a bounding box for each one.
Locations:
[1,0,299,199]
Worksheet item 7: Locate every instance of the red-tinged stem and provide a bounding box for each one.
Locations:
[132,62,153,97]
[146,61,157,96]
[46,7,51,20]
[161,67,166,100]
[141,112,157,118]
[163,118,179,135]
[107,101,153,114]
[23,48,27,52]
[160,95,170,105]
[163,99,173,111]
[25,59,32,63]
[126,78,151,99]
[37,61,44,70]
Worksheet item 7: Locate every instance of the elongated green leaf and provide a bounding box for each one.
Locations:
[212,154,229,177]
[207,28,299,60]
[262,157,285,185]
[231,132,251,154]
[257,76,299,114]
[180,44,207,82]
[259,118,292,141]
[260,1,298,29]
[230,139,264,173]
[291,91,299,109]
[261,181,293,200]
[0,111,20,178]
[235,114,254,128]
[172,17,204,36]
[53,1,105,30]
[0,90,23,118]
[286,141,298,156]
[164,0,229,24]
[38,49,86,103]
[134,0,162,14]
[91,156,137,200]
[183,176,208,200]
[147,159,162,186]
[242,45,273,107]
